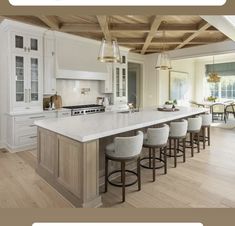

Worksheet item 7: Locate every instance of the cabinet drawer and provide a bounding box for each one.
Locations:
[15,133,37,146]
[15,124,37,134]
[15,114,46,123]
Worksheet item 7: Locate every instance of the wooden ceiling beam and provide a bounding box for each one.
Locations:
[60,23,101,32]
[141,16,163,55]
[96,16,111,40]
[59,22,219,33]
[175,21,211,50]
[118,37,223,45]
[37,16,60,30]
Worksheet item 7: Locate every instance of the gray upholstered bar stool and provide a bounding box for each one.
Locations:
[104,131,144,202]
[200,114,212,149]
[168,119,188,168]
[140,124,170,182]
[186,117,202,157]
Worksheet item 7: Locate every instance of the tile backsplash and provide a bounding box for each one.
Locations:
[56,80,107,106]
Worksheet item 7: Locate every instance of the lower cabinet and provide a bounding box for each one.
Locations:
[6,109,71,152]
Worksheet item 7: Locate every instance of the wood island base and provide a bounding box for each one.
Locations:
[36,127,102,208]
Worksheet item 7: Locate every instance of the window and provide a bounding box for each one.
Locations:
[207,76,235,100]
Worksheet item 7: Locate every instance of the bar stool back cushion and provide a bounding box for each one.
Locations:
[108,131,144,159]
[169,119,188,138]
[201,114,212,126]
[145,124,169,146]
[188,117,202,132]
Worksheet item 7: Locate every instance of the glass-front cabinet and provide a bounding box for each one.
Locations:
[12,32,41,55]
[11,31,43,112]
[113,54,128,104]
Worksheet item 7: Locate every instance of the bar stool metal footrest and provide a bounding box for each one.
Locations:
[107,170,138,187]
[166,148,184,158]
[140,156,165,169]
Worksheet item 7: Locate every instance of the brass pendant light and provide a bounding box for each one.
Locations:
[97,17,121,63]
[155,21,172,70]
[207,56,221,83]
[97,38,121,63]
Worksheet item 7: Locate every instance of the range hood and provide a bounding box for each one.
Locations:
[55,34,109,81]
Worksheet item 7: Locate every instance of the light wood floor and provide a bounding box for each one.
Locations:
[1,126,235,208]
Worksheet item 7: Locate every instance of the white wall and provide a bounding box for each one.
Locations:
[143,54,195,107]
[171,58,196,102]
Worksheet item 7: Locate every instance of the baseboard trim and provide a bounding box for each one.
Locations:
[5,143,36,153]
[0,140,4,149]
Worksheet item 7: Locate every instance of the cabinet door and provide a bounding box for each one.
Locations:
[121,67,127,97]
[44,38,56,95]
[28,56,43,106]
[115,66,121,97]
[12,33,27,54]
[13,54,28,107]
[29,35,42,56]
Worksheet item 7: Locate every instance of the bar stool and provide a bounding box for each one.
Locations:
[104,131,144,202]
[186,117,202,157]
[168,119,188,168]
[200,114,212,149]
[140,124,169,182]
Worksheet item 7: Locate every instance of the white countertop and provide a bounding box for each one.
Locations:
[8,108,71,116]
[35,107,208,142]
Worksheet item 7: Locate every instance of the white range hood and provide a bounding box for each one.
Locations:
[55,33,109,81]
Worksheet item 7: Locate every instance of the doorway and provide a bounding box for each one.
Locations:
[128,62,141,108]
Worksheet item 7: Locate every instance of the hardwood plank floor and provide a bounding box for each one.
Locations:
[0,126,235,208]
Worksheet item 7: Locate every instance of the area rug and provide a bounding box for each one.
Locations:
[212,119,235,130]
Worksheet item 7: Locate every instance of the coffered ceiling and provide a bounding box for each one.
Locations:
[3,15,229,54]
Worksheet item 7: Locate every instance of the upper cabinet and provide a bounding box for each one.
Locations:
[11,32,42,56]
[113,54,128,104]
[0,20,45,114]
[11,32,43,112]
[43,33,56,95]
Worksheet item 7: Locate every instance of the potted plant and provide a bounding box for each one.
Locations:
[164,100,174,109]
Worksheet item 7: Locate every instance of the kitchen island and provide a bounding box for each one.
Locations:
[35,107,208,208]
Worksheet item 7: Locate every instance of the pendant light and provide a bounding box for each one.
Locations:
[97,17,121,63]
[207,56,221,83]
[97,38,121,63]
[155,21,172,70]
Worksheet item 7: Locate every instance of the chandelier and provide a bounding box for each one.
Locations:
[155,21,172,70]
[207,56,221,83]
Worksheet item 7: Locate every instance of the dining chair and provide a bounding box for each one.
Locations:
[225,103,235,120]
[210,103,226,123]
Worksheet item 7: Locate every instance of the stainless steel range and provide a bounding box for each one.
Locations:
[63,104,105,116]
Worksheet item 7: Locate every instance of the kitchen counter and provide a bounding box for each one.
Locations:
[35,106,208,208]
[35,107,208,142]
[8,108,71,116]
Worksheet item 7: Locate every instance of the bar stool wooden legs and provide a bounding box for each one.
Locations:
[200,114,212,150]
[168,119,188,168]
[104,131,143,202]
[105,155,141,202]
[141,146,168,181]
[168,137,186,168]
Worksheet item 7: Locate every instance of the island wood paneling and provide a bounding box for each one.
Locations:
[37,127,102,208]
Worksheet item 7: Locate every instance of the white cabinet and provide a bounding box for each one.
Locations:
[13,52,43,111]
[100,65,113,93]
[6,109,71,152]
[113,54,128,104]
[43,35,56,95]
[4,26,44,113]
[11,31,42,56]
